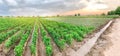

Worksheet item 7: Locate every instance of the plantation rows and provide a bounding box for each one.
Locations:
[0,18,94,56]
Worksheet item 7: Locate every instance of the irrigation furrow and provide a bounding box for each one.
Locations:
[0,24,26,44]
[6,24,27,56]
[36,28,46,56]
[0,29,21,48]
[6,30,27,56]
[23,23,36,56]
[0,30,21,56]
[40,22,63,56]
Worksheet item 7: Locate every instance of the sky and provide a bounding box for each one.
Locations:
[0,0,120,16]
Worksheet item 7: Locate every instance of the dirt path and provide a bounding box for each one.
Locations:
[36,29,46,56]
[103,19,120,56]
[23,36,32,56]
[86,18,120,56]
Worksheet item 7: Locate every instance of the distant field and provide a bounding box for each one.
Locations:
[44,15,118,28]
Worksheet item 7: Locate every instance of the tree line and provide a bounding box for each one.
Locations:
[108,6,120,15]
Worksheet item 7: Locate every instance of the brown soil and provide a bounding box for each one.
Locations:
[22,32,32,56]
[0,46,5,56]
[103,19,120,56]
[36,29,46,56]
[6,47,15,56]
[0,51,5,56]
[85,19,120,56]
[0,44,6,56]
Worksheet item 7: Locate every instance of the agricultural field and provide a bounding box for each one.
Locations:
[44,15,119,27]
[0,16,117,56]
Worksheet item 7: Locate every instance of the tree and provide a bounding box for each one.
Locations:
[74,14,77,16]
[101,13,105,16]
[115,6,120,15]
[74,13,80,16]
[108,11,115,15]
[57,15,60,17]
[108,6,120,15]
[78,13,80,16]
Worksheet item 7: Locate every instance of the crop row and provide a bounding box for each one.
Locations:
[0,18,95,56]
[40,19,94,50]
[39,21,53,56]
[14,19,35,56]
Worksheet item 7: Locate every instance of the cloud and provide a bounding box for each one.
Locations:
[5,0,18,6]
[85,0,108,10]
[0,0,119,16]
[86,3,108,10]
[0,0,87,16]
[9,7,54,16]
[0,0,3,4]
[104,0,120,10]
